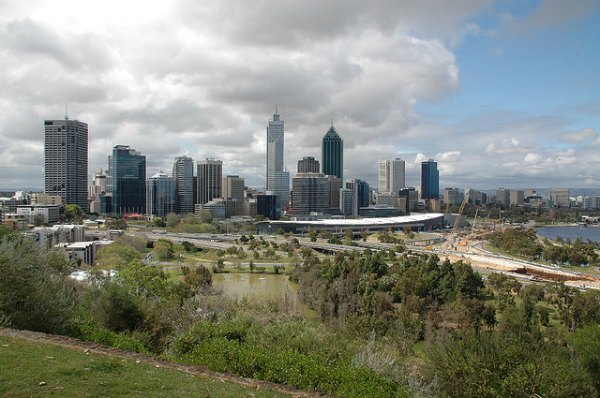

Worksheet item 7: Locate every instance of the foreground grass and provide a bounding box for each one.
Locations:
[0,335,290,398]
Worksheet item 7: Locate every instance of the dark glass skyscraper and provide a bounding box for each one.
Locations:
[146,172,177,218]
[44,118,88,211]
[321,125,343,179]
[421,159,439,200]
[173,156,194,215]
[107,145,146,216]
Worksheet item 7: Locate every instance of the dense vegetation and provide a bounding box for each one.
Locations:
[2,229,600,397]
[489,227,599,266]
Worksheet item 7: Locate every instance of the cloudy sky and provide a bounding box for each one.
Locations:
[1,0,599,191]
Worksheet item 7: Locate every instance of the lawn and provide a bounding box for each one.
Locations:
[0,335,293,398]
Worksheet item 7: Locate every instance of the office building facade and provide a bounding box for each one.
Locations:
[44,118,88,211]
[378,158,405,193]
[297,156,320,173]
[146,172,177,218]
[291,173,331,215]
[106,145,146,216]
[266,110,290,211]
[197,159,222,205]
[173,156,195,215]
[420,159,439,200]
[322,125,343,179]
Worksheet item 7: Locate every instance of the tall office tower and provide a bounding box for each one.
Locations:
[378,160,390,193]
[443,187,460,205]
[390,158,406,192]
[146,172,177,218]
[106,145,146,216]
[197,158,222,205]
[222,175,245,216]
[496,188,511,208]
[549,188,570,207]
[291,173,330,215]
[88,169,107,214]
[510,190,525,206]
[266,110,291,211]
[379,158,405,193]
[44,118,88,211]
[322,125,343,179]
[172,156,194,215]
[345,179,370,209]
[297,156,320,173]
[420,159,439,200]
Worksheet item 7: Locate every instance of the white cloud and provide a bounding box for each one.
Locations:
[560,128,598,143]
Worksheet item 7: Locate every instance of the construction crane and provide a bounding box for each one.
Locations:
[452,196,469,233]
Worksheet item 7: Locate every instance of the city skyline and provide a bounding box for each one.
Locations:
[0,1,599,190]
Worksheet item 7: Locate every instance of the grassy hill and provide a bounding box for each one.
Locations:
[0,334,297,398]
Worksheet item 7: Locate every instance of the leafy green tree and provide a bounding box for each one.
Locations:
[0,237,75,334]
[166,213,180,229]
[154,239,175,261]
[85,281,144,332]
[569,325,600,397]
[152,217,166,228]
[105,218,127,230]
[64,204,85,223]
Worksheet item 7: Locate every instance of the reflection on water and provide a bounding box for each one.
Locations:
[211,272,317,319]
[212,272,298,301]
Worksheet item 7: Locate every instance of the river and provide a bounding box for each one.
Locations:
[536,225,600,243]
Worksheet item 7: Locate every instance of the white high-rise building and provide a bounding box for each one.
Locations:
[378,158,405,194]
[378,160,390,193]
[266,109,290,212]
[390,158,406,192]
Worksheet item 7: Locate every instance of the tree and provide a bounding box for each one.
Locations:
[0,237,75,334]
[166,213,180,229]
[33,213,46,226]
[154,239,175,261]
[105,218,127,230]
[570,325,600,397]
[64,204,85,224]
[152,217,166,228]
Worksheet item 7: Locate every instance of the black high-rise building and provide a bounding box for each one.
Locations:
[44,118,88,211]
[321,125,343,179]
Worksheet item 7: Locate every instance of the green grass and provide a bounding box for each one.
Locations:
[0,335,291,398]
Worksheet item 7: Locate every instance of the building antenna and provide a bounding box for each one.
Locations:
[331,112,334,127]
[65,105,69,120]
[275,104,278,114]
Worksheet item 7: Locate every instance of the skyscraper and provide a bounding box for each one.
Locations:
[322,124,343,179]
[44,118,88,211]
[197,158,222,205]
[222,175,245,216]
[106,145,146,216]
[390,158,406,193]
[173,156,194,215]
[378,158,405,194]
[378,160,390,193]
[297,156,320,173]
[266,109,290,211]
[420,159,439,200]
[146,172,177,218]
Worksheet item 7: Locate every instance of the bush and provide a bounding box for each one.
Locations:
[0,237,76,334]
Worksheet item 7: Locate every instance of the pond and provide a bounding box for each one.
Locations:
[212,272,299,302]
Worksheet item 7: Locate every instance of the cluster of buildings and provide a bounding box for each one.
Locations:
[2,111,600,232]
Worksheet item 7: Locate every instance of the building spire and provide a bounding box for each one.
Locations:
[65,104,69,120]
[275,104,278,114]
[330,112,334,127]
